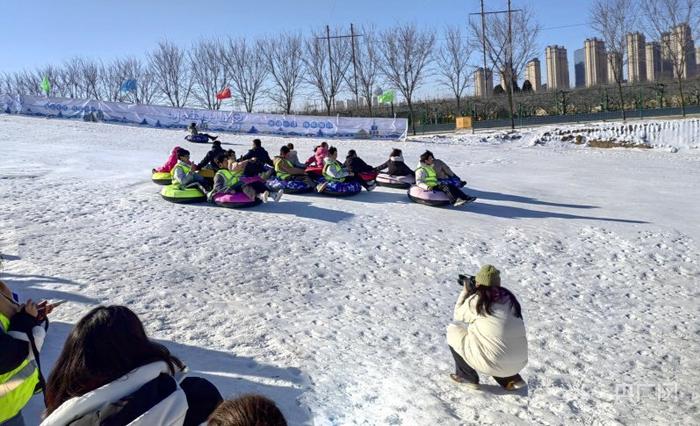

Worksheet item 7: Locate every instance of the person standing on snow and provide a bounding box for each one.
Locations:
[446,265,528,391]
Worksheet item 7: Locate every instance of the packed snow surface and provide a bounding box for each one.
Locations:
[1,114,699,425]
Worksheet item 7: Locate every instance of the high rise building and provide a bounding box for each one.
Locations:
[626,32,647,83]
[546,45,569,90]
[660,32,675,79]
[574,48,585,88]
[474,68,493,97]
[525,58,542,91]
[670,23,696,78]
[607,52,623,83]
[646,42,662,81]
[584,38,607,87]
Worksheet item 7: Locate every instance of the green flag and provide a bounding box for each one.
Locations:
[377,90,395,104]
[40,76,51,95]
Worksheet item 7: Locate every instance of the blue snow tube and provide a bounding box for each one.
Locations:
[185,134,209,143]
[318,178,362,196]
[266,177,314,194]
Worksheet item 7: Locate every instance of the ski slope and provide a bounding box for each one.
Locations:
[1,114,698,425]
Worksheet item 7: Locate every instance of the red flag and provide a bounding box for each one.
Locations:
[216,87,231,100]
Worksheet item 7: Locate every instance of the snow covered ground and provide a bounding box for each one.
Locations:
[1,114,699,425]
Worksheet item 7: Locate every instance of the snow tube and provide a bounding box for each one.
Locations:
[160,184,206,203]
[185,134,209,143]
[152,171,172,185]
[266,177,314,194]
[376,173,415,189]
[212,192,261,208]
[407,185,451,207]
[318,179,362,196]
[439,176,465,187]
[358,170,378,182]
[304,165,324,181]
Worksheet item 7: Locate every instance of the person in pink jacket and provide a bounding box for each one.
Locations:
[152,146,182,173]
[313,142,329,167]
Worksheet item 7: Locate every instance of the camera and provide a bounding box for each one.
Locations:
[458,274,477,294]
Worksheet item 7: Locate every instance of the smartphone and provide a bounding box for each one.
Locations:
[37,300,66,314]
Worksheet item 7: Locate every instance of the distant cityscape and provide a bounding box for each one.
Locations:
[475,23,699,96]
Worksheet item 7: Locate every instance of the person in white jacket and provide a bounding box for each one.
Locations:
[446,265,528,390]
[41,306,222,426]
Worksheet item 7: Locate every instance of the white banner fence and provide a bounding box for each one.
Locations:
[0,94,408,141]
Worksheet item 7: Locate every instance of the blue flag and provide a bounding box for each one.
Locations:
[120,79,137,93]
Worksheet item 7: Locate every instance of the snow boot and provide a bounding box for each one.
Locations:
[450,374,479,390]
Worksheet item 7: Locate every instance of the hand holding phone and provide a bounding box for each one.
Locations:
[37,300,66,320]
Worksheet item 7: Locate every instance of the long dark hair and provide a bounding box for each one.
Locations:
[473,286,522,318]
[45,306,184,414]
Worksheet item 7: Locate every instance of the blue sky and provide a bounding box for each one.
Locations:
[1,0,597,97]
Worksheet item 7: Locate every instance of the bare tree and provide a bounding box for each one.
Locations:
[79,59,102,100]
[469,4,540,129]
[377,23,435,135]
[642,0,700,116]
[59,57,85,99]
[189,39,228,110]
[263,33,305,114]
[225,37,268,112]
[436,25,473,113]
[591,0,639,120]
[35,65,62,97]
[149,41,192,107]
[354,25,381,116]
[304,27,352,116]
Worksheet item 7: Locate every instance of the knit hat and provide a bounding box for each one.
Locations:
[475,264,501,287]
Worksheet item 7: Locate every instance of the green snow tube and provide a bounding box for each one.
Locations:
[160,184,206,203]
[152,171,173,185]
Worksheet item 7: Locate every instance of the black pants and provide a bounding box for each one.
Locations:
[437,183,468,203]
[200,133,217,141]
[449,346,520,387]
[245,181,268,194]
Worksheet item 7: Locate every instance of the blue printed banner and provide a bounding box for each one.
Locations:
[13,95,408,140]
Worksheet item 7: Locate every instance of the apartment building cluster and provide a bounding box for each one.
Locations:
[475,24,698,95]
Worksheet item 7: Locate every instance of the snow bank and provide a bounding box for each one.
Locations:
[418,117,700,152]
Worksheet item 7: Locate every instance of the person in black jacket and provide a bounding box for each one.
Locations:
[375,148,414,176]
[238,139,273,177]
[238,139,273,166]
[197,141,225,169]
[343,150,374,174]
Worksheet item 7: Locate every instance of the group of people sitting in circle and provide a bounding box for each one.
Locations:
[155,136,477,207]
[1,262,528,425]
[0,280,288,426]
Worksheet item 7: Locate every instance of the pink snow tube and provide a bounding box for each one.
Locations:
[212,192,261,208]
[376,173,415,189]
[358,171,378,182]
[153,146,181,173]
[407,185,451,207]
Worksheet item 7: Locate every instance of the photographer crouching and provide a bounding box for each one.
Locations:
[446,265,528,390]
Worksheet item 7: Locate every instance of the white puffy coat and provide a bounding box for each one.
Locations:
[447,290,528,378]
[41,361,188,426]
